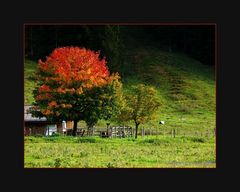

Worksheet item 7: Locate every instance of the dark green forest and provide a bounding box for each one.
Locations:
[25,25,215,71]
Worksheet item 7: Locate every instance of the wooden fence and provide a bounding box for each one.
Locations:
[65,126,216,138]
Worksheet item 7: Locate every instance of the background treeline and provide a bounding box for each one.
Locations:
[25,25,215,72]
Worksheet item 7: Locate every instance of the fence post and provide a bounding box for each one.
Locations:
[173,129,176,138]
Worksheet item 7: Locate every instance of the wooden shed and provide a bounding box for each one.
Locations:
[24,105,73,136]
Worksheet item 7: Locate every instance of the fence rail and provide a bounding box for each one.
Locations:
[63,127,216,138]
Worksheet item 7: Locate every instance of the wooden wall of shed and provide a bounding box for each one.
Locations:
[57,122,63,134]
[66,121,73,129]
[24,123,46,136]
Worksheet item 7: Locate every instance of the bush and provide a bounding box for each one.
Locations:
[139,138,170,145]
[77,137,97,143]
[188,137,206,143]
[50,133,61,137]
[54,158,62,168]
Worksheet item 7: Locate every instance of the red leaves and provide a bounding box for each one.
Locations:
[38,47,110,90]
[48,101,57,108]
[39,85,51,93]
[34,46,117,119]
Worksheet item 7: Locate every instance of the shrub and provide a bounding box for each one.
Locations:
[54,158,62,168]
[139,138,170,145]
[77,137,97,143]
[188,137,206,143]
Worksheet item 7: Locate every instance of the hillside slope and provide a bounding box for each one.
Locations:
[24,47,215,133]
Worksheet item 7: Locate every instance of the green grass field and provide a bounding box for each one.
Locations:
[24,135,216,168]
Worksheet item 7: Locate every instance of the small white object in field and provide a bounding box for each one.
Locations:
[160,121,165,124]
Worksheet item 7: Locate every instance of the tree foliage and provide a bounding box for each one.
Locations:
[118,84,160,138]
[83,74,124,131]
[101,25,124,72]
[31,46,123,135]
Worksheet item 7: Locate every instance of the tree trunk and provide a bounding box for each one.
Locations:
[72,120,78,136]
[87,126,92,136]
[135,123,140,139]
[30,26,33,58]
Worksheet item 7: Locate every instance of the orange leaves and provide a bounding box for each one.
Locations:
[39,85,51,93]
[42,109,53,116]
[60,104,72,108]
[48,101,57,108]
[36,93,53,101]
[57,87,66,94]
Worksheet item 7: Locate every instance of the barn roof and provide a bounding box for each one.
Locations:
[24,105,47,122]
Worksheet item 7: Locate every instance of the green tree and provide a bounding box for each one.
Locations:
[82,74,124,135]
[118,84,160,138]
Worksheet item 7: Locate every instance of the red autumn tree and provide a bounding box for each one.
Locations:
[31,46,123,136]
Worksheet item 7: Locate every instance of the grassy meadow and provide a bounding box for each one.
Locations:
[24,135,216,168]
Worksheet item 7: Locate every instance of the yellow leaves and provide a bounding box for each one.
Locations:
[76,87,83,95]
[96,78,107,87]
[42,109,53,116]
[65,104,72,108]
[60,104,72,108]
[83,83,93,89]
[65,88,75,93]
[86,68,91,74]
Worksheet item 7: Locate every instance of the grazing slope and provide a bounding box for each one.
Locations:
[24,60,37,105]
[24,46,215,133]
